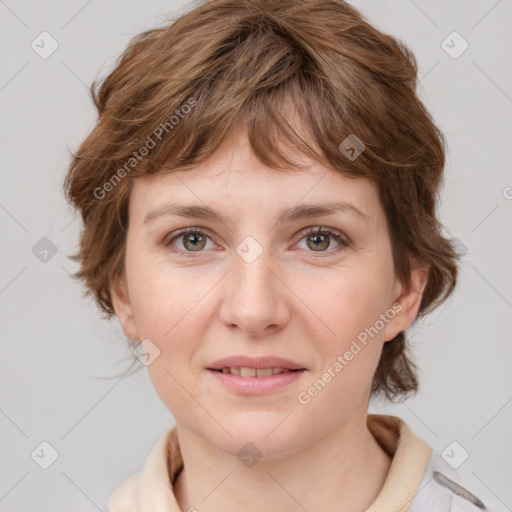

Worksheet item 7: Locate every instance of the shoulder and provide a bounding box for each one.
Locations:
[108,473,140,512]
[408,452,508,512]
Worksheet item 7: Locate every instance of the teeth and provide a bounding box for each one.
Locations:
[256,368,272,377]
[240,367,256,377]
[219,367,293,377]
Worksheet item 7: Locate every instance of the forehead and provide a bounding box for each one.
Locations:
[128,130,381,225]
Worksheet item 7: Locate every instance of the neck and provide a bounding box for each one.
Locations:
[173,411,392,512]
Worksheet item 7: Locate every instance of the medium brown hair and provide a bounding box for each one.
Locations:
[63,0,459,401]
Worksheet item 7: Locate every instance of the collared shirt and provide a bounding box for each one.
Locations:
[108,414,502,512]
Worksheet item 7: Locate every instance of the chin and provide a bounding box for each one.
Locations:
[212,413,308,462]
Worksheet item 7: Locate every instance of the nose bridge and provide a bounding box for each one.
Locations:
[234,248,274,301]
[220,236,289,334]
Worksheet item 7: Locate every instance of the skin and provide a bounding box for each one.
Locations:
[111,126,429,512]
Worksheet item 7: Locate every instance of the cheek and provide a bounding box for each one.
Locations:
[293,275,390,425]
[290,261,395,412]
[127,246,208,340]
[125,255,207,384]
[127,262,211,417]
[300,263,395,352]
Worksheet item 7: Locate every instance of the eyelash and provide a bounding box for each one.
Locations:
[163,226,351,259]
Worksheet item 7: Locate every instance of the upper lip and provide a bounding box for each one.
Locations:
[208,355,307,371]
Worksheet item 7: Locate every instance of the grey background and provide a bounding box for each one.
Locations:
[1,0,511,510]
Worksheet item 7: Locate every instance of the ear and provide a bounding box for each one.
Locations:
[382,257,430,342]
[110,272,141,341]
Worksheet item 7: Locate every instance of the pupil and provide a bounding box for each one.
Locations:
[310,233,328,250]
[186,233,203,250]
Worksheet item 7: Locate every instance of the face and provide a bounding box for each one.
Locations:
[111,128,426,459]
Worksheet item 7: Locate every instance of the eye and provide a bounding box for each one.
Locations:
[295,227,350,255]
[163,226,350,259]
[164,228,215,257]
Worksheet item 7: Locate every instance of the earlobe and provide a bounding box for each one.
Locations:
[110,274,140,341]
[382,259,430,342]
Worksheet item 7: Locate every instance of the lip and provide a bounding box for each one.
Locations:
[206,355,307,395]
[207,355,307,371]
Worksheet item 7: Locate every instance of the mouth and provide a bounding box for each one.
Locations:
[208,366,303,377]
[207,355,306,373]
[206,356,307,393]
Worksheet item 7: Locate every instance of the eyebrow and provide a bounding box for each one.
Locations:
[143,199,371,226]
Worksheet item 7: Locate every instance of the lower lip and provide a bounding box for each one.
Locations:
[207,369,306,394]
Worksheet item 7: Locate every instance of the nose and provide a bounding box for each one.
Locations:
[218,246,291,337]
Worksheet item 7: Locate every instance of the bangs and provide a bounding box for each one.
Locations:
[93,11,401,186]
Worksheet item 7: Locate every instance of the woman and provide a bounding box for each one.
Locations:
[63,0,502,510]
